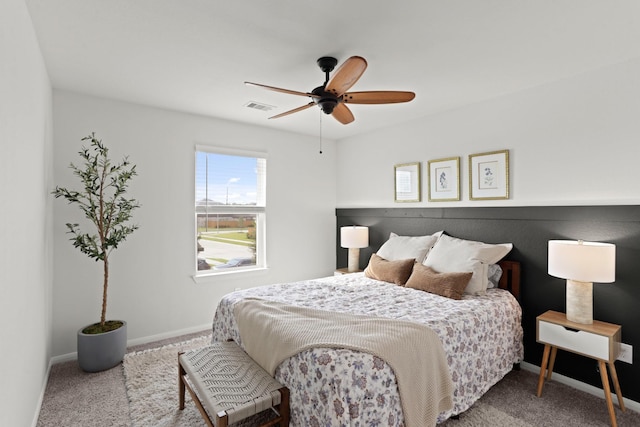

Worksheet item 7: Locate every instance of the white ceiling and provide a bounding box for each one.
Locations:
[25,0,640,141]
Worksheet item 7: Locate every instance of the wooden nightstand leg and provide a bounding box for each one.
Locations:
[537,344,551,397]
[608,361,625,412]
[546,346,557,381]
[598,360,617,427]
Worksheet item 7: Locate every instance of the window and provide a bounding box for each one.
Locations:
[195,147,266,274]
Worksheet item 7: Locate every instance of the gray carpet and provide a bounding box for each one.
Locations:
[36,331,209,427]
[37,331,640,427]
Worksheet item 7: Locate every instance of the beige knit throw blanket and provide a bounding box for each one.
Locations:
[233,298,454,427]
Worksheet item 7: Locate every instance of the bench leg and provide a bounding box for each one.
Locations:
[179,352,216,427]
[251,387,290,427]
[215,412,229,427]
[178,352,186,410]
[279,387,290,426]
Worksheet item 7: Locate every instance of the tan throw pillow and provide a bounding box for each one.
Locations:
[405,264,472,300]
[364,254,414,285]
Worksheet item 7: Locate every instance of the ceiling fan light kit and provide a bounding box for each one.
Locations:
[245,55,415,125]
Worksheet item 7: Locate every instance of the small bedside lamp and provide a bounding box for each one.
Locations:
[340,226,369,272]
[548,240,616,324]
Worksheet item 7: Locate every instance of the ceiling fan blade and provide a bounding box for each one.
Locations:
[332,103,355,125]
[342,91,416,104]
[325,56,368,97]
[268,102,316,119]
[245,82,320,99]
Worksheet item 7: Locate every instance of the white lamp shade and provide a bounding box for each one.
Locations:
[340,226,369,249]
[548,240,615,283]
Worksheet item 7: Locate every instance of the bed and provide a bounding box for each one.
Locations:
[211,233,523,426]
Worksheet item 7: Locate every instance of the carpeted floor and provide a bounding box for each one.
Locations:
[37,331,640,426]
[36,331,210,427]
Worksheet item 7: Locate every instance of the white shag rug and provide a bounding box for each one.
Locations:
[123,334,534,427]
[123,334,212,427]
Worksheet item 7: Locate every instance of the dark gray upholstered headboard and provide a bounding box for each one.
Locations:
[336,205,640,402]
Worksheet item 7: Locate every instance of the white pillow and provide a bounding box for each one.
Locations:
[487,264,503,289]
[376,231,443,263]
[422,234,512,295]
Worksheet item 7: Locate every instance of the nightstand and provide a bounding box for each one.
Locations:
[334,268,362,276]
[536,310,625,427]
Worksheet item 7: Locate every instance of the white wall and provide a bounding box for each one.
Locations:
[337,58,640,208]
[51,91,337,357]
[0,1,53,426]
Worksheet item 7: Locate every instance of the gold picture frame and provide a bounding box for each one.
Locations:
[394,162,421,202]
[469,150,509,200]
[427,157,460,201]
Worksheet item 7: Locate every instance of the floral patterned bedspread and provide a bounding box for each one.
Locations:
[211,273,523,426]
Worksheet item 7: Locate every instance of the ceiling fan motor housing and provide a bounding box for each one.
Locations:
[312,85,338,114]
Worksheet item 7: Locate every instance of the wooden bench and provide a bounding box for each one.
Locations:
[178,341,290,427]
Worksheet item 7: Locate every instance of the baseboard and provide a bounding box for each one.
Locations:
[31,359,53,427]
[126,323,211,347]
[521,361,640,413]
[49,323,212,365]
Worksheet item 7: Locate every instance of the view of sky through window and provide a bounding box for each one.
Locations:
[195,152,260,206]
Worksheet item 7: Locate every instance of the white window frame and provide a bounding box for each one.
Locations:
[193,145,267,280]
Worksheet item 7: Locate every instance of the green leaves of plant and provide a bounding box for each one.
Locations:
[52,132,140,263]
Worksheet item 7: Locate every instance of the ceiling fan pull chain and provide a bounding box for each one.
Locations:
[318,112,323,154]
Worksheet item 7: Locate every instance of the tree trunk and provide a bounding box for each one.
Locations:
[101,256,109,327]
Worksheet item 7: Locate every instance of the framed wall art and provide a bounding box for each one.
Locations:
[427,157,460,201]
[468,149,509,200]
[394,162,421,202]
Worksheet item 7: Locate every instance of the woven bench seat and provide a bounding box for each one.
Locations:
[179,341,290,427]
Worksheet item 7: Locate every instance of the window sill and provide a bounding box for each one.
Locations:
[192,266,269,284]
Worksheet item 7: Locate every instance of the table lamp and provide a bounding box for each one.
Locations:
[548,240,616,324]
[340,226,369,272]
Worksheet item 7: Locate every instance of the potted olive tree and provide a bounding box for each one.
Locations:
[53,132,140,372]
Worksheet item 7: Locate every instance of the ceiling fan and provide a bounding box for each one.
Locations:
[245,56,415,125]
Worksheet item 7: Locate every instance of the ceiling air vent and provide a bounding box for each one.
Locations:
[244,101,275,112]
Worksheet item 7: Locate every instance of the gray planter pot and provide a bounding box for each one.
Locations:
[77,321,127,372]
